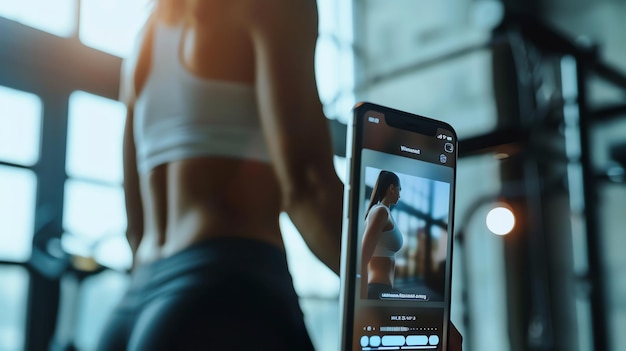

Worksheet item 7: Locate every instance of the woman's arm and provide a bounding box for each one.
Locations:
[360,207,387,297]
[247,0,343,274]
[120,56,143,256]
[122,106,143,256]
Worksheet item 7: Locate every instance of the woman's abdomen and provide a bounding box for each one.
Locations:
[368,257,396,286]
[136,158,283,264]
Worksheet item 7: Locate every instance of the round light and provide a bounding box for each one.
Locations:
[486,206,515,235]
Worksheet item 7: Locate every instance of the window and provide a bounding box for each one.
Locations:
[64,91,131,271]
[280,214,340,298]
[0,0,76,37]
[79,0,151,58]
[455,155,509,351]
[66,91,125,184]
[74,270,130,350]
[0,167,37,262]
[316,0,355,124]
[62,180,130,269]
[0,86,42,166]
[0,266,29,351]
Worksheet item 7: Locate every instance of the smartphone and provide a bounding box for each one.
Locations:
[339,102,457,351]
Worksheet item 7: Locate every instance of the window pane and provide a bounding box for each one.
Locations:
[455,154,509,351]
[0,86,42,166]
[0,266,29,351]
[0,0,76,37]
[62,179,130,269]
[301,297,339,351]
[316,0,355,124]
[280,213,340,298]
[316,36,342,104]
[0,166,36,262]
[94,235,133,271]
[600,183,626,350]
[79,0,151,58]
[67,91,125,184]
[74,270,130,351]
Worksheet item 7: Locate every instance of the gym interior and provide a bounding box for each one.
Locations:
[1,1,625,350]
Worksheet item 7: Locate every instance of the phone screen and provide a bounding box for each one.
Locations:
[340,102,457,351]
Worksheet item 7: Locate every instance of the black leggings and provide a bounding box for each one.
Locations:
[96,237,315,351]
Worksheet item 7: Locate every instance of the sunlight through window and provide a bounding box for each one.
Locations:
[62,179,131,270]
[316,0,355,124]
[0,167,36,262]
[0,0,76,37]
[0,267,28,351]
[79,0,151,57]
[280,213,340,298]
[67,91,125,184]
[0,86,42,166]
[64,89,130,269]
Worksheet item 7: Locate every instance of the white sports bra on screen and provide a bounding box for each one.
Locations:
[368,204,404,258]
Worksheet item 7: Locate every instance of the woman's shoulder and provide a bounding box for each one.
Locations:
[372,203,390,211]
[120,14,157,105]
[368,205,390,220]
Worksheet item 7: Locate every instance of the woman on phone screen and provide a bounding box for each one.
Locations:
[361,170,404,299]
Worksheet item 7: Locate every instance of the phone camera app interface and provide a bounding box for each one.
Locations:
[350,108,456,351]
[352,164,453,350]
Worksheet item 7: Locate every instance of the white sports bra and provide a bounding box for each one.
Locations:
[368,204,404,258]
[133,23,270,174]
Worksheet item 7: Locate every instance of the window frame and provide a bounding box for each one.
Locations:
[0,16,121,351]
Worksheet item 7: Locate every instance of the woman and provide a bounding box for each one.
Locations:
[361,170,403,299]
[97,0,463,349]
[97,0,343,350]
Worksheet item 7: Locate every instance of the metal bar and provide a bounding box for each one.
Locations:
[561,54,609,351]
[503,10,626,92]
[457,127,529,159]
[575,58,609,351]
[24,91,71,351]
[591,104,626,122]
[0,160,31,169]
[0,260,29,267]
[589,59,626,92]
[0,17,121,100]
[330,121,532,160]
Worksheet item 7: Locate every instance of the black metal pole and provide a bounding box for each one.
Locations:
[574,56,609,351]
[24,92,69,351]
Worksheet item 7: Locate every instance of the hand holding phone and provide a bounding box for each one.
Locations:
[339,102,458,351]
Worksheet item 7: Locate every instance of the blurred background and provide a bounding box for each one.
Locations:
[0,0,625,350]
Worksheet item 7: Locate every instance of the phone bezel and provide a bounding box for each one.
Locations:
[339,102,458,351]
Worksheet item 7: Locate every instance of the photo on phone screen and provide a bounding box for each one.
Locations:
[340,102,457,351]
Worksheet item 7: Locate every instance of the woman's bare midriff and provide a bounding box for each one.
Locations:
[134,157,283,265]
[131,8,281,265]
[367,256,396,286]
